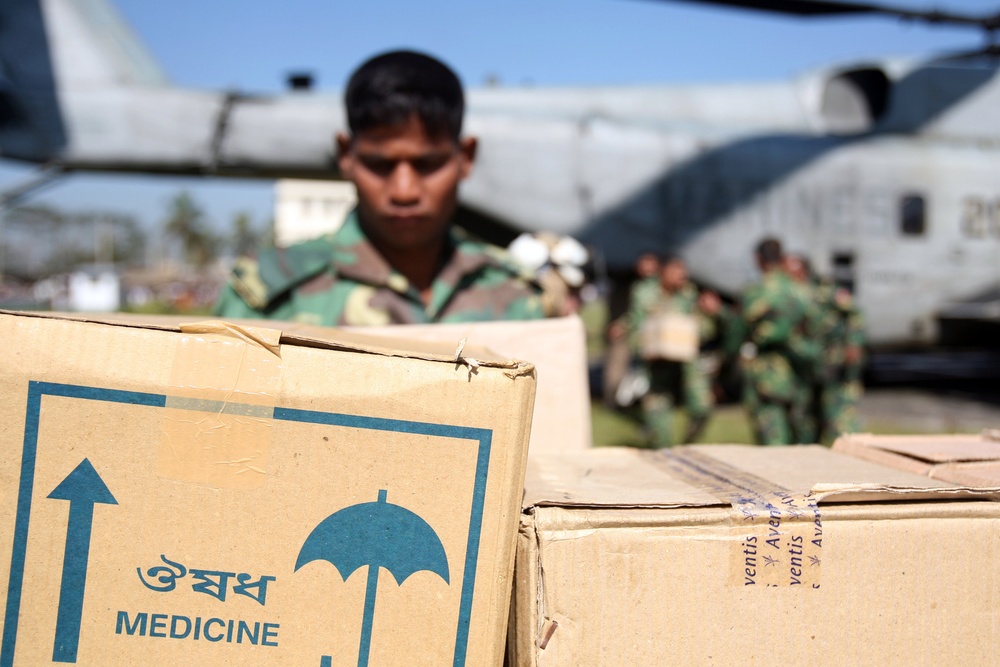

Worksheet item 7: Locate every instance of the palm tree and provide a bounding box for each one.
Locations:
[163,192,217,266]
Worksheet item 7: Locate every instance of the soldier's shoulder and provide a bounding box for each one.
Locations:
[228,236,336,310]
[456,232,539,284]
[741,279,767,302]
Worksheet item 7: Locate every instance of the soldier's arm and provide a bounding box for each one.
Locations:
[846,309,866,349]
[742,291,793,348]
[695,290,722,342]
[843,305,866,372]
[625,284,652,351]
[788,292,822,373]
[720,304,746,357]
[624,283,646,340]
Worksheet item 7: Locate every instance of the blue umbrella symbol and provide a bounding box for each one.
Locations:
[295,489,450,667]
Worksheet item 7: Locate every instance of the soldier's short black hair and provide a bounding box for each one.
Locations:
[755,237,783,265]
[345,50,464,141]
[661,253,685,267]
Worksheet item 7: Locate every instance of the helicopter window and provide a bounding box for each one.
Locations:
[900,195,926,236]
[832,252,856,293]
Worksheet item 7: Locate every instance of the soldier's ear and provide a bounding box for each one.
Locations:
[336,133,354,177]
[457,136,477,180]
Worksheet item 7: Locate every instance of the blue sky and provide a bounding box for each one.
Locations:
[3,0,999,236]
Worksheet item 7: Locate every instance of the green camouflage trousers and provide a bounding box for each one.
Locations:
[640,359,713,448]
[820,379,862,440]
[742,354,813,445]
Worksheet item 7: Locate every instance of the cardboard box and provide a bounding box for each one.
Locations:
[0,311,535,666]
[639,312,698,362]
[85,315,591,455]
[509,445,1000,666]
[345,316,591,455]
[833,432,1000,486]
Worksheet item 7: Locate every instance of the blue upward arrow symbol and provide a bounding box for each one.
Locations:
[47,459,117,664]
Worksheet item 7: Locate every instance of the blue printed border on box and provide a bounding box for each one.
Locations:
[2,381,492,667]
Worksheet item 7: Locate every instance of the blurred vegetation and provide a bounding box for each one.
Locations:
[163,192,218,267]
[592,401,755,448]
[591,399,978,448]
[3,205,145,279]
[121,301,213,317]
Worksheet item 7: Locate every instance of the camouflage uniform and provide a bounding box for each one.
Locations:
[627,282,715,448]
[740,270,820,445]
[602,276,660,408]
[628,276,662,319]
[214,211,543,325]
[812,281,865,439]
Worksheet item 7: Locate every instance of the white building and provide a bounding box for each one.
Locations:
[273,180,357,247]
[67,264,121,312]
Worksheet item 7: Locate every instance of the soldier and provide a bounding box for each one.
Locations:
[215,50,542,325]
[740,239,819,445]
[785,254,865,440]
[603,252,661,408]
[627,255,719,447]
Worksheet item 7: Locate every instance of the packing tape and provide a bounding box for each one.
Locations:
[656,448,823,589]
[159,322,283,490]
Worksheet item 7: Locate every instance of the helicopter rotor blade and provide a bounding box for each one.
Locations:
[645,0,1000,31]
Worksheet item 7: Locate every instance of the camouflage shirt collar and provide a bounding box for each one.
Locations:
[330,210,499,298]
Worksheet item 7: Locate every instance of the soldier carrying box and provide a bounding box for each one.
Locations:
[627,255,721,447]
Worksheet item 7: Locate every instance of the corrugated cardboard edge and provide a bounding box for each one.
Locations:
[809,482,1000,503]
[483,368,537,667]
[508,511,542,667]
[3,310,535,376]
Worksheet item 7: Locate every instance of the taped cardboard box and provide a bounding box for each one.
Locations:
[0,311,535,666]
[833,432,1000,486]
[508,445,1000,667]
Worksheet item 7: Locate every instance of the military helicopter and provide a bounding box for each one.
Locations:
[3,0,1000,346]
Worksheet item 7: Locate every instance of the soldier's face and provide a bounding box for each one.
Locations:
[784,257,807,282]
[337,115,477,255]
[636,254,660,278]
[661,260,687,291]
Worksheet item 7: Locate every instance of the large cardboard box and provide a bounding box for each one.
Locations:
[346,316,591,454]
[833,432,1000,486]
[509,445,1000,666]
[0,311,535,666]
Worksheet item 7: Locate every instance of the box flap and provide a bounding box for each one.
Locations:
[524,448,724,509]
[524,445,1000,511]
[833,433,1000,464]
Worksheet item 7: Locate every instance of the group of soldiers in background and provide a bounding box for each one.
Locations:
[607,237,865,448]
[740,237,866,445]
